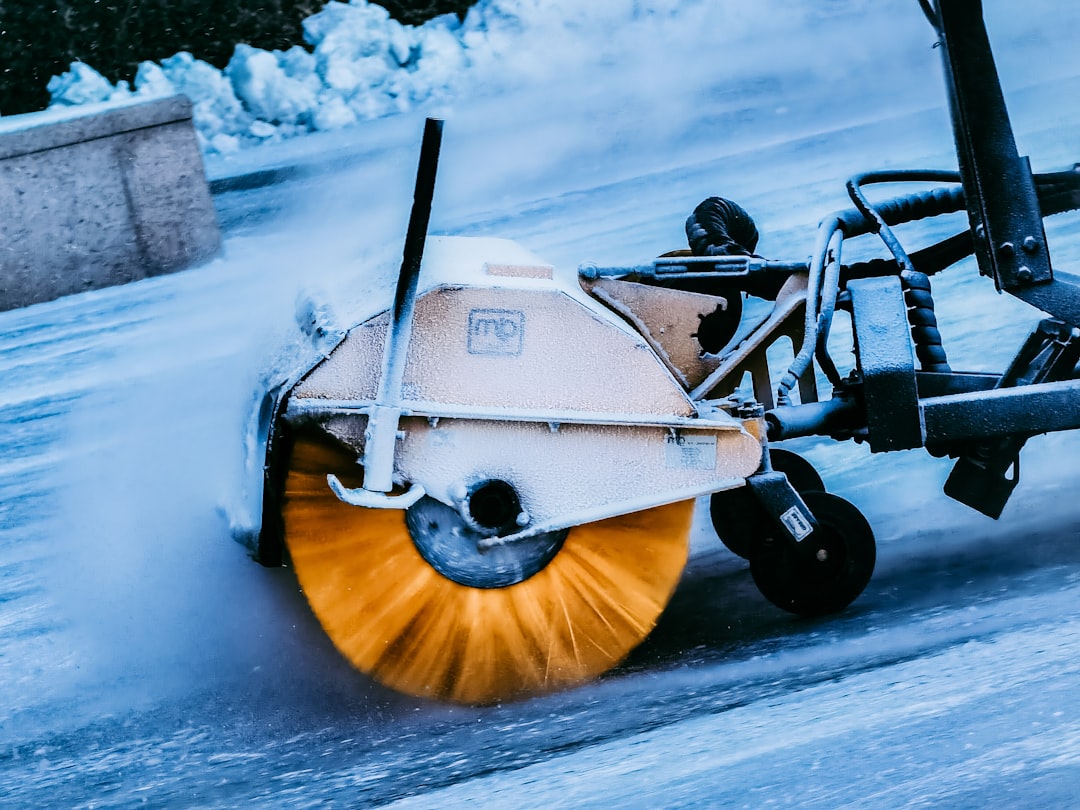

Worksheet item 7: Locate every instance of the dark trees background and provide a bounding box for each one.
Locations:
[0,1,475,117]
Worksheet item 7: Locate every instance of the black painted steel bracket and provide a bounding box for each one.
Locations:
[745,471,819,548]
[932,1,1080,329]
[935,0,1052,291]
[849,276,925,451]
[929,319,1080,516]
[1012,272,1080,329]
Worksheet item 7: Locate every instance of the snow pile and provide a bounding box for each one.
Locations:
[38,0,872,154]
[46,1,468,153]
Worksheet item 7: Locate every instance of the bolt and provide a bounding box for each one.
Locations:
[998,241,1016,258]
[516,511,530,527]
[1022,235,1040,254]
[1017,266,1034,282]
[816,548,829,563]
[975,225,986,240]
[737,401,765,419]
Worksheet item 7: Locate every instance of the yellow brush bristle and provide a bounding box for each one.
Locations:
[283,433,692,704]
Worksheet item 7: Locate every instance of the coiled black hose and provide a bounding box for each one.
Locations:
[901,270,950,372]
[686,197,759,256]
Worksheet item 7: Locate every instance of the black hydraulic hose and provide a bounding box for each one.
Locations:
[682,165,1080,402]
[679,196,788,299]
[840,167,1080,238]
[778,217,843,402]
[814,228,847,388]
[838,185,965,239]
[1035,167,1080,215]
[836,165,1080,375]
[676,168,1078,296]
[901,270,951,372]
[840,168,1080,281]
[842,230,972,281]
[685,197,760,256]
[845,170,966,271]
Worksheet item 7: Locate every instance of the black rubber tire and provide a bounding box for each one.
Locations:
[768,448,825,495]
[710,449,825,560]
[749,490,876,617]
[709,486,767,560]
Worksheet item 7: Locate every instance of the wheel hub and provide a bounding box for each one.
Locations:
[804,529,847,585]
[462,479,526,534]
[406,483,567,589]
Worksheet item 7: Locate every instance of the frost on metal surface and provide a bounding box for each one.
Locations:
[284,234,760,532]
[293,236,697,417]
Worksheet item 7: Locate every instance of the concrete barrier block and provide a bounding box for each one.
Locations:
[0,95,221,311]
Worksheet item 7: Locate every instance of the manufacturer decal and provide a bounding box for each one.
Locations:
[664,433,717,470]
[467,308,525,355]
[780,505,814,541]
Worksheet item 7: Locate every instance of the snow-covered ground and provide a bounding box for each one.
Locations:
[3,0,1080,805]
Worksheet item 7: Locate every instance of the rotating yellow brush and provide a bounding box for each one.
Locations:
[283,431,692,704]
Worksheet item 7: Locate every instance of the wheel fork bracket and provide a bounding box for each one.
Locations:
[746,471,820,549]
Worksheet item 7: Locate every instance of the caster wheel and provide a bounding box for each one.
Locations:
[749,490,875,617]
[710,449,825,559]
[709,485,766,560]
[767,448,824,495]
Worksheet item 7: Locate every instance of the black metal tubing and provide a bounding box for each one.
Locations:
[922,379,1080,442]
[765,396,862,442]
[915,371,999,398]
[602,167,1080,301]
[939,319,1080,516]
[394,117,444,323]
[362,117,444,493]
[766,375,1080,445]
[764,372,1001,442]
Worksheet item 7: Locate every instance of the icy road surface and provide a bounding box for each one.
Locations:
[4,2,1080,806]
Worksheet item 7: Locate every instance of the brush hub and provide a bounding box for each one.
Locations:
[406,486,566,589]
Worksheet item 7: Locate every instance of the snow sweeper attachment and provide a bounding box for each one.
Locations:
[242,0,1080,704]
[250,118,765,704]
